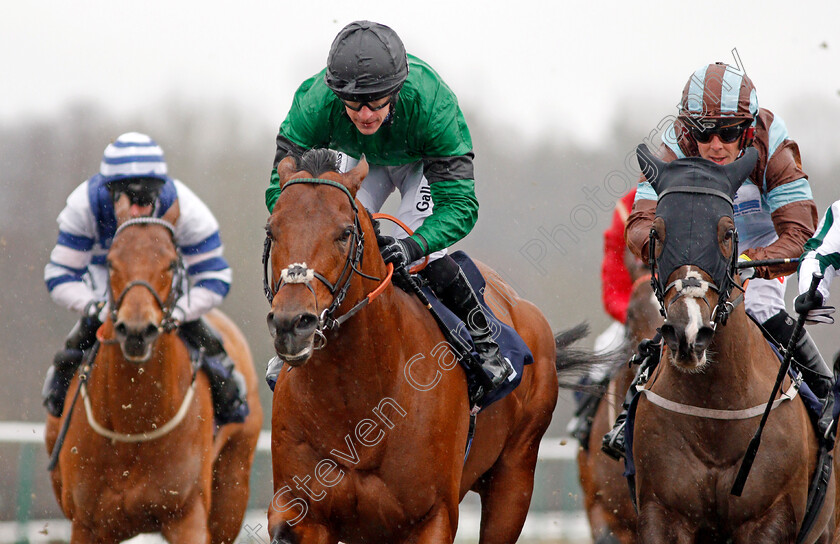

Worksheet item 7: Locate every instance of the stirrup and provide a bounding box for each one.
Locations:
[213,370,249,425]
[601,417,627,461]
[486,356,514,389]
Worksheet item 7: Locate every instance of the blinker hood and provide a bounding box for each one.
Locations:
[635,144,758,293]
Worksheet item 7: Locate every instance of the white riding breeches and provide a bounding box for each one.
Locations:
[339,154,446,264]
[744,276,787,324]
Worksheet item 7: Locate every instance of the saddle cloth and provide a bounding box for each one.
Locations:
[420,251,533,410]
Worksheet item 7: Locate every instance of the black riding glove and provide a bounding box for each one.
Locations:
[794,290,836,325]
[377,235,424,270]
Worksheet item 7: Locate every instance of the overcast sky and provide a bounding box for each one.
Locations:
[4,0,840,146]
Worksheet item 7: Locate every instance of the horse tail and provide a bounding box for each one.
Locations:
[554,322,627,393]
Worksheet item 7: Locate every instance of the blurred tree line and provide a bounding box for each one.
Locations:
[2,94,840,435]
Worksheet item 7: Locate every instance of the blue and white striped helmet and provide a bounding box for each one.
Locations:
[100,132,168,184]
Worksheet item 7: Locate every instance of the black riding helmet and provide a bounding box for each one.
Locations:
[325,21,409,103]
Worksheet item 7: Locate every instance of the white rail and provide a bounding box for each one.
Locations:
[6,421,579,460]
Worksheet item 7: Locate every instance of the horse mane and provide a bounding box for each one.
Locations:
[294,148,340,176]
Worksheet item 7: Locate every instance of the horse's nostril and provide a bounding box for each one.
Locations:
[115,322,128,337]
[295,314,317,333]
[144,323,159,339]
[266,312,278,338]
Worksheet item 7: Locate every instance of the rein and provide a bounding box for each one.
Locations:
[262,177,394,343]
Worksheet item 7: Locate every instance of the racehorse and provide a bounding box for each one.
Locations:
[45,211,263,544]
[578,264,660,544]
[263,149,591,544]
[630,144,838,543]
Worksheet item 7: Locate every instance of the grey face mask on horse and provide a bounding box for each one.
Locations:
[635,144,758,323]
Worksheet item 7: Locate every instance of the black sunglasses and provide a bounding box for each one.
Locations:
[121,188,159,207]
[110,179,163,207]
[341,96,391,112]
[688,122,749,144]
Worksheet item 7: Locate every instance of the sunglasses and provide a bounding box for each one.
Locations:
[111,180,162,207]
[687,122,749,144]
[341,96,391,112]
[120,189,159,207]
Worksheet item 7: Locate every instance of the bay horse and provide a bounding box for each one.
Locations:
[44,212,263,543]
[578,262,660,544]
[630,143,838,543]
[263,149,587,543]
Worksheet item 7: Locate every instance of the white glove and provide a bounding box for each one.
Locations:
[737,254,755,282]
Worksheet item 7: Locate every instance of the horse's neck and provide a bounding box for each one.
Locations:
[709,307,763,374]
[301,282,431,412]
[93,334,192,422]
[663,308,768,403]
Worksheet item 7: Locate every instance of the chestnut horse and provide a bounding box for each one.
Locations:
[631,144,838,543]
[45,215,262,543]
[263,149,582,544]
[578,266,661,544]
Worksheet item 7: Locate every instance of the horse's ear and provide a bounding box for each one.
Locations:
[276,155,298,189]
[636,144,666,191]
[114,193,133,226]
[161,199,181,227]
[722,147,758,194]
[343,154,369,197]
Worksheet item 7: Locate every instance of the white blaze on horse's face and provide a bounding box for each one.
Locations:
[661,268,717,372]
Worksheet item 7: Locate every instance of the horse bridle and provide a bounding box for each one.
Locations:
[108,217,187,332]
[262,177,392,344]
[648,214,744,327]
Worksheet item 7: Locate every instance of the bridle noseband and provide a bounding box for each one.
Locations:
[262,177,393,345]
[109,217,186,332]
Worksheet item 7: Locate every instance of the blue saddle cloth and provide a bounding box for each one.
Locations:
[421,251,533,410]
[623,342,834,482]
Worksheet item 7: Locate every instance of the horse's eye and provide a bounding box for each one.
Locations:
[338,226,354,243]
[724,229,734,240]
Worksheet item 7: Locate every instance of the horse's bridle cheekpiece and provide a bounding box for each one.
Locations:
[636,144,758,326]
[262,177,393,346]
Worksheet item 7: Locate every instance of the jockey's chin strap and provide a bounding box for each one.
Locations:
[109,217,186,332]
[262,177,393,346]
[649,228,744,327]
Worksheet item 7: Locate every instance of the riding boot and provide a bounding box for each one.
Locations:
[601,336,661,461]
[437,269,514,397]
[763,311,836,450]
[179,319,249,425]
[42,310,102,417]
[566,380,602,447]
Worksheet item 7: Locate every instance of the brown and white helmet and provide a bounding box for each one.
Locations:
[677,62,759,149]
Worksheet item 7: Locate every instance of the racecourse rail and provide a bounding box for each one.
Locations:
[1,421,589,543]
